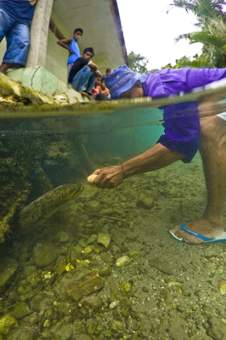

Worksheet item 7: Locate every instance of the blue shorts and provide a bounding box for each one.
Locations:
[0,9,30,66]
[158,102,200,163]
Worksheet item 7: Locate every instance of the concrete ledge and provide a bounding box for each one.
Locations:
[7,66,83,103]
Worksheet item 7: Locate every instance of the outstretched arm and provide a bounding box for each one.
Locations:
[89,143,182,188]
[57,38,71,51]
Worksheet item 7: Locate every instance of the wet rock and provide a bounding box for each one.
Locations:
[76,335,92,340]
[65,271,104,301]
[33,242,58,267]
[208,316,226,340]
[11,302,31,319]
[0,257,18,289]
[7,327,35,340]
[55,256,68,274]
[150,258,176,275]
[218,281,226,295]
[0,314,17,335]
[136,194,154,209]
[168,315,188,339]
[121,281,132,293]
[116,255,130,267]
[30,294,49,312]
[109,300,120,309]
[81,246,93,255]
[80,294,103,310]
[49,322,74,340]
[97,232,111,248]
[86,234,97,245]
[57,231,70,243]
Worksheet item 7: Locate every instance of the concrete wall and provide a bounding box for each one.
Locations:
[47,0,127,82]
[0,0,127,86]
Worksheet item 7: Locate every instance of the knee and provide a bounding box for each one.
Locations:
[201,116,219,140]
[201,116,226,146]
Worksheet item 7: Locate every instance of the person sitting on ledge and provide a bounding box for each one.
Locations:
[68,47,101,96]
[93,76,110,100]
[88,65,226,245]
[0,0,38,74]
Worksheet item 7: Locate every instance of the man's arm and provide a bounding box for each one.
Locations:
[89,143,181,188]
[57,38,71,51]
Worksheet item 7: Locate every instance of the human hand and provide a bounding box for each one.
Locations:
[87,165,124,188]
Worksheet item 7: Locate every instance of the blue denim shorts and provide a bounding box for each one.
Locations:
[0,9,30,66]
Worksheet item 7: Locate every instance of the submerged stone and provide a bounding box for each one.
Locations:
[11,302,31,319]
[97,233,111,248]
[219,281,226,295]
[65,271,104,301]
[116,256,130,268]
[0,257,18,289]
[33,242,58,267]
[136,194,154,209]
[57,231,70,243]
[0,314,17,335]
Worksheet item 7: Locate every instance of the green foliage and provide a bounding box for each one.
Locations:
[171,0,226,67]
[128,51,149,73]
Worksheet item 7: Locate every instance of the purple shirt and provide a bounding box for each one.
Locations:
[142,68,226,98]
[141,68,226,162]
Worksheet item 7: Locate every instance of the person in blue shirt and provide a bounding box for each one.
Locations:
[0,0,37,73]
[57,28,83,74]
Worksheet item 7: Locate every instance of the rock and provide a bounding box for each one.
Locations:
[80,294,103,310]
[168,315,187,340]
[208,316,226,340]
[97,233,111,248]
[55,256,68,274]
[57,231,70,243]
[136,194,154,209]
[7,327,35,340]
[116,256,130,268]
[65,271,104,301]
[219,281,226,295]
[50,322,74,340]
[0,315,17,335]
[0,257,18,289]
[109,301,120,309]
[76,335,92,340]
[33,242,58,267]
[121,281,132,293]
[81,246,93,255]
[87,234,97,245]
[11,302,31,319]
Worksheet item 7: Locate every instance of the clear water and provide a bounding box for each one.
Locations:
[0,101,225,339]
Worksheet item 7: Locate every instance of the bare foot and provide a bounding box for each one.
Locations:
[170,219,225,244]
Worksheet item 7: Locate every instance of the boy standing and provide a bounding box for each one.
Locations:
[57,27,83,73]
[0,0,38,73]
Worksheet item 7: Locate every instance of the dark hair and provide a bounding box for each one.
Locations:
[106,68,111,74]
[83,47,95,56]
[74,28,83,35]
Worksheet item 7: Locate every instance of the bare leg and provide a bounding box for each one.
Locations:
[0,63,22,74]
[172,115,226,244]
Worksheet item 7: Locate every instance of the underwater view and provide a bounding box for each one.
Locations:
[0,102,225,340]
[1,0,226,339]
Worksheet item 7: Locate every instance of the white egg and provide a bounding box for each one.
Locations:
[87,173,98,183]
